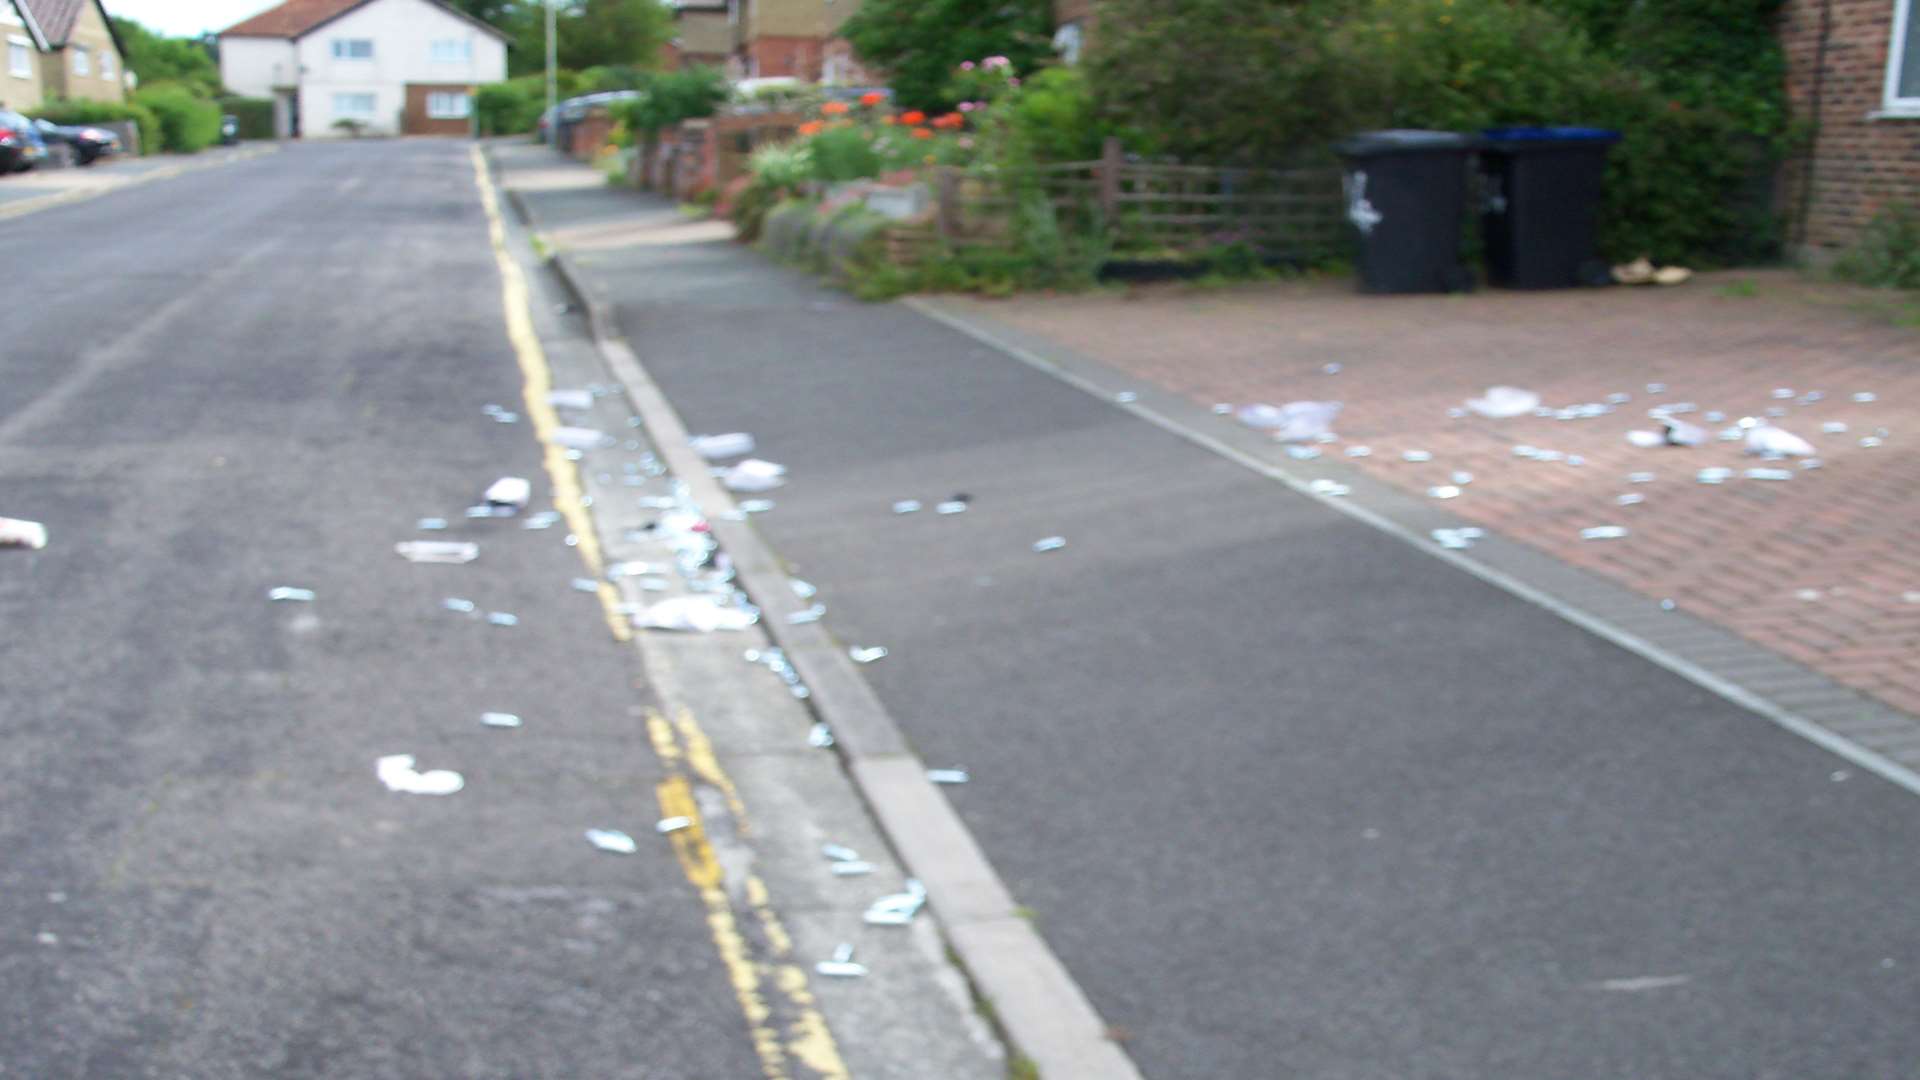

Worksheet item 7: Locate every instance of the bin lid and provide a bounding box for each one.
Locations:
[1482,126,1621,144]
[1335,129,1478,157]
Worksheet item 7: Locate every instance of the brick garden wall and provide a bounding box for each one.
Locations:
[1779,0,1920,255]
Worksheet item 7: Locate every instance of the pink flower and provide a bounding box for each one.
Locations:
[959,101,975,112]
[1008,77,1020,87]
[960,60,975,71]
[983,55,1010,70]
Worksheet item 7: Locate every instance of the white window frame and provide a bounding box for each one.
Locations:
[98,48,113,78]
[7,36,30,79]
[1883,0,1920,117]
[330,38,374,61]
[426,91,470,119]
[71,45,88,76]
[429,38,470,63]
[332,92,377,119]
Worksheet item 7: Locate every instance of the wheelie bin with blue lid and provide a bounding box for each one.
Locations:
[1478,126,1621,289]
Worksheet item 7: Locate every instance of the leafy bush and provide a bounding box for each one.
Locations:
[131,84,222,153]
[33,98,159,155]
[617,66,728,143]
[1003,67,1105,163]
[476,81,540,135]
[1834,204,1920,290]
[218,96,274,139]
[808,126,883,182]
[840,0,1057,111]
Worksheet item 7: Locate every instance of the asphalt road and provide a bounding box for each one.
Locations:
[0,141,764,1078]
[512,165,1920,1078]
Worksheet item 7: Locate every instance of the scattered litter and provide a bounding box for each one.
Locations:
[1427,486,1462,500]
[1802,391,1825,404]
[523,511,562,530]
[1566,455,1586,467]
[635,577,672,592]
[1802,459,1823,470]
[926,768,969,784]
[1212,403,1233,415]
[1513,445,1540,459]
[1465,386,1542,419]
[1431,528,1482,550]
[1114,391,1139,404]
[1629,472,1656,484]
[1795,589,1822,602]
[376,754,464,796]
[1580,526,1629,541]
[267,586,315,602]
[1285,445,1322,461]
[1534,450,1566,462]
[1771,388,1795,400]
[481,712,523,729]
[443,597,477,613]
[1235,401,1342,442]
[638,495,679,510]
[816,944,868,979]
[1401,450,1433,463]
[1032,537,1067,552]
[849,646,888,664]
[549,389,595,411]
[466,505,506,519]
[1323,362,1343,374]
[633,596,758,632]
[721,459,787,493]
[417,517,449,531]
[1697,467,1734,484]
[1704,411,1726,423]
[689,432,756,460]
[1716,426,1746,443]
[892,500,922,514]
[1658,416,1709,446]
[808,723,836,748]
[608,561,669,579]
[1595,975,1693,993]
[864,880,928,926]
[1625,430,1663,449]
[1764,406,1789,419]
[1745,425,1816,457]
[1616,493,1645,506]
[656,816,693,834]
[1744,468,1793,481]
[493,411,519,424]
[585,828,638,854]
[550,426,610,450]
[1822,421,1849,434]
[1854,392,1878,404]
[823,843,861,863]
[738,499,775,514]
[787,604,827,625]
[1861,436,1884,448]
[1345,446,1373,458]
[830,861,877,877]
[485,476,531,510]
[1606,392,1632,405]
[1646,383,1667,394]
[1308,479,1350,497]
[1660,599,1677,611]
[487,612,519,627]
[935,501,968,515]
[790,579,818,600]
[1450,471,1475,486]
[396,541,478,564]
[571,577,601,593]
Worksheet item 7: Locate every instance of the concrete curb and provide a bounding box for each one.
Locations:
[0,143,281,222]
[488,150,1143,1080]
[904,294,1920,802]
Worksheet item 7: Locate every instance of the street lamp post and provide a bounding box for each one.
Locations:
[544,0,558,142]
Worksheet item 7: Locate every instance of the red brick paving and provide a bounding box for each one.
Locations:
[960,271,1920,717]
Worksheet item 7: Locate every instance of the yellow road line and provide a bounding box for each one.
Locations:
[468,144,630,644]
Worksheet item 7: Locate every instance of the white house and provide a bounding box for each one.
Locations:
[219,0,507,139]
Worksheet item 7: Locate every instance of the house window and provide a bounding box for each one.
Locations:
[7,36,29,79]
[333,92,377,118]
[1888,0,1920,112]
[331,38,374,60]
[426,91,470,119]
[430,39,470,63]
[99,49,114,78]
[72,46,88,76]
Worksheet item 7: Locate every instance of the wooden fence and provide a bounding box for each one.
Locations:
[931,137,1347,263]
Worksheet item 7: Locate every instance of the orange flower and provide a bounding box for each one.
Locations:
[911,127,934,139]
[932,112,965,129]
[880,115,897,125]
[821,101,850,116]
[900,110,926,125]
[798,120,824,136]
[859,91,885,107]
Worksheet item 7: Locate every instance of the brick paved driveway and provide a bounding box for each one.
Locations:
[956,271,1920,717]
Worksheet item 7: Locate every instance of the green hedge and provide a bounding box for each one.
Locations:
[218,96,275,140]
[32,97,160,156]
[131,84,222,153]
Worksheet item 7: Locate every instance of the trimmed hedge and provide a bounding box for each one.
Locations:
[132,84,222,153]
[218,96,275,140]
[33,97,160,156]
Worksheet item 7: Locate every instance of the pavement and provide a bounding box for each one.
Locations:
[0,143,274,215]
[495,140,1920,1079]
[0,137,999,1078]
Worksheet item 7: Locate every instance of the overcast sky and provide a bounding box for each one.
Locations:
[109,0,280,38]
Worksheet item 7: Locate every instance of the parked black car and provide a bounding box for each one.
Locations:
[220,114,239,146]
[0,108,50,173]
[32,118,120,166]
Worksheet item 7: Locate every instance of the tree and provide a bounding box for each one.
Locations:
[443,0,525,29]
[111,16,222,97]
[840,0,1055,111]
[555,0,674,72]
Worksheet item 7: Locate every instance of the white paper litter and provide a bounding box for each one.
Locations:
[1308,479,1350,496]
[632,596,757,632]
[1465,386,1541,419]
[1581,526,1630,541]
[549,389,595,411]
[1658,416,1708,446]
[395,541,479,564]
[1625,430,1663,448]
[849,646,888,664]
[689,432,756,460]
[1235,401,1342,442]
[0,517,48,550]
[585,828,638,854]
[550,426,610,450]
[720,459,787,493]
[481,712,523,729]
[1744,424,1816,457]
[376,754,464,795]
[484,476,531,509]
[267,586,315,602]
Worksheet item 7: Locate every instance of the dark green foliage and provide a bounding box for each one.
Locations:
[33,97,159,155]
[1003,67,1106,163]
[1834,204,1920,290]
[808,127,882,182]
[111,17,222,98]
[840,0,1056,111]
[131,84,223,152]
[218,96,274,139]
[556,0,674,71]
[615,66,727,141]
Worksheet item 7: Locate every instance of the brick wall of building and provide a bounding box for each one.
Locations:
[1779,0,1920,255]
